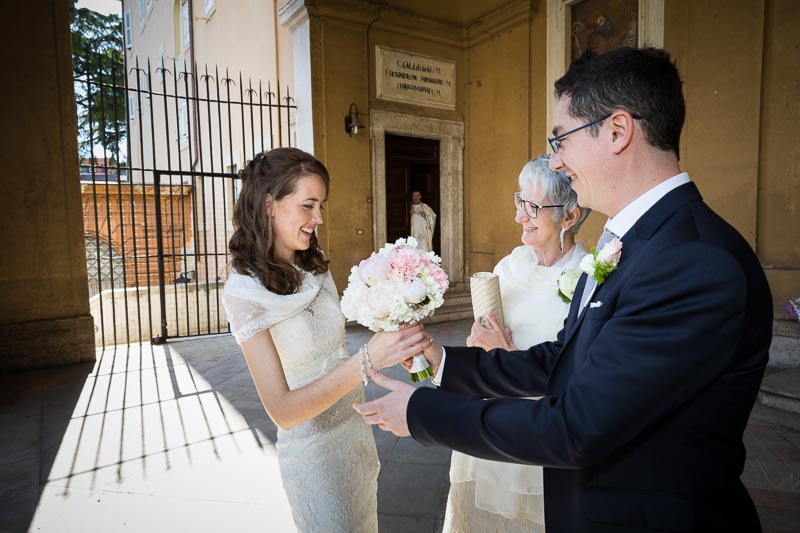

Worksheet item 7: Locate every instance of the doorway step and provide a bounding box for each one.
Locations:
[759,320,800,414]
[760,368,800,415]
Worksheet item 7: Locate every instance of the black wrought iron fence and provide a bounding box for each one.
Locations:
[76,54,296,346]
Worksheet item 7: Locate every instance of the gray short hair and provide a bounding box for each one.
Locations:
[518,155,590,234]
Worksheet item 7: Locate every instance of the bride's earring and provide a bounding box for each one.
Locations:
[559,227,566,253]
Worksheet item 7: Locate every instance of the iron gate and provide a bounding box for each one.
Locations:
[76,55,296,346]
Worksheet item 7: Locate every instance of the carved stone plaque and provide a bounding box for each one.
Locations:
[376,46,456,110]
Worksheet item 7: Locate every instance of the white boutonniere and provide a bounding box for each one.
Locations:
[557,269,582,303]
[579,237,623,285]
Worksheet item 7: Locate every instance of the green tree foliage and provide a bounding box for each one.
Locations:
[71,0,126,161]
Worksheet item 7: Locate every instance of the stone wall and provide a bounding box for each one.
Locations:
[81,182,194,289]
[90,281,227,346]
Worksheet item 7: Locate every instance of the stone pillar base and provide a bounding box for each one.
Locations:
[0,314,96,373]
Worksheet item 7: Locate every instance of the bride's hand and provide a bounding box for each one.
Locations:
[366,323,431,371]
[471,311,515,351]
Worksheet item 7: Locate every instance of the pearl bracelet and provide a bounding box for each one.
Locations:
[358,345,369,386]
[358,344,374,387]
[363,343,374,375]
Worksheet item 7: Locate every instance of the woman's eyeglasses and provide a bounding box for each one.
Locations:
[513,193,563,219]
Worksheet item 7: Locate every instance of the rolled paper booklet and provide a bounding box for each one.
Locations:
[470,272,505,328]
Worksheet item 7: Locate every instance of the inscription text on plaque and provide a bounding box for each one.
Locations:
[376,46,456,110]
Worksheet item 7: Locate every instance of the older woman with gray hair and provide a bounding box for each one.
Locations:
[445,155,589,533]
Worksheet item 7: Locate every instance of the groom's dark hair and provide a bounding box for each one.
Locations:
[554,47,685,159]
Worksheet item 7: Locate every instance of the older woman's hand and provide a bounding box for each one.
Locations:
[468,310,516,351]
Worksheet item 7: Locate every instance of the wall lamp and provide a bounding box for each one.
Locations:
[344,103,363,136]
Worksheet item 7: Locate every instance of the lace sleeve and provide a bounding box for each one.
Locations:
[222,291,273,344]
[222,270,325,345]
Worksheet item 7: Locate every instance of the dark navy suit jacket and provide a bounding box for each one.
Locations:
[408,183,772,532]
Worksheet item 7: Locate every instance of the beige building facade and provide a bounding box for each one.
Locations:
[280,0,799,320]
[122,0,295,177]
[1,0,797,371]
[119,0,296,287]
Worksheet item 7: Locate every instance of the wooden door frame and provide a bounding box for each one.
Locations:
[384,134,441,252]
[369,110,465,283]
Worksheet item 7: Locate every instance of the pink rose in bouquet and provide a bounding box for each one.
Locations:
[358,254,391,286]
[389,247,425,278]
[426,262,449,294]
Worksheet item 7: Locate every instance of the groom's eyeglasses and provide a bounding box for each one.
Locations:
[548,112,642,153]
[513,193,564,219]
[547,115,610,153]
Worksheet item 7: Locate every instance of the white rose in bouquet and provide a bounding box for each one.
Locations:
[367,281,396,318]
[400,277,428,304]
[340,267,365,314]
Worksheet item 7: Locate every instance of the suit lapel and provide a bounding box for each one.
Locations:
[556,182,703,354]
[562,274,590,347]
[562,274,589,338]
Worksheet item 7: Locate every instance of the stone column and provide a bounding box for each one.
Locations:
[279,0,315,153]
[0,1,95,371]
[277,0,379,289]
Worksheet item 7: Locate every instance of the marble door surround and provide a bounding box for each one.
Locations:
[369,110,465,283]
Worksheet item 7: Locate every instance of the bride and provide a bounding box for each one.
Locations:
[222,148,429,532]
[444,155,589,532]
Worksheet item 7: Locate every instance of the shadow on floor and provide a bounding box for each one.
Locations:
[0,320,466,533]
[0,361,93,532]
[2,317,797,533]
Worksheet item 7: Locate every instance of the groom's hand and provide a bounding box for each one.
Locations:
[352,372,414,437]
[400,331,443,375]
[421,332,443,375]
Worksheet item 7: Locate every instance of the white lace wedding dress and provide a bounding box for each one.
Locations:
[222,269,379,533]
[444,243,587,533]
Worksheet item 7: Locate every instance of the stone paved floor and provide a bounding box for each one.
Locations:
[0,318,798,532]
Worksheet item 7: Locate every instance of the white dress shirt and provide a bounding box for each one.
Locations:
[605,172,690,239]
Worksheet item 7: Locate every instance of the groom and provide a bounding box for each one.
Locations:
[354,47,772,532]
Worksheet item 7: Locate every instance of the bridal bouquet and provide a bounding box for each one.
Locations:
[341,237,449,381]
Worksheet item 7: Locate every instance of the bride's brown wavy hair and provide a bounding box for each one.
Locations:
[229,147,330,295]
